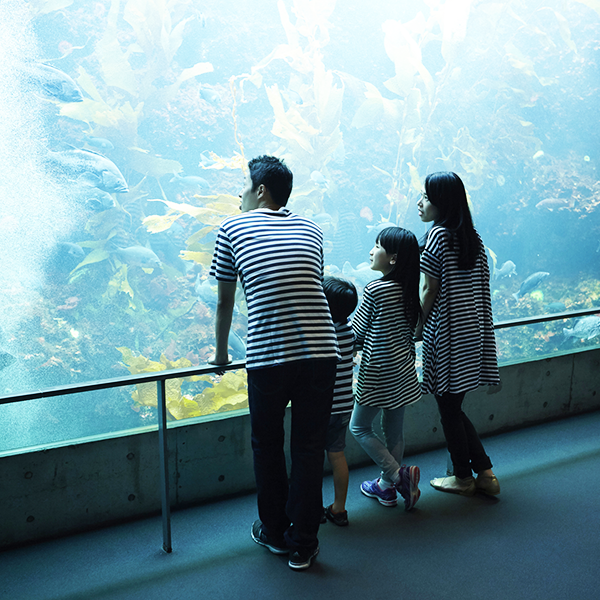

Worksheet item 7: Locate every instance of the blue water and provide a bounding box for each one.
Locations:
[1,0,599,451]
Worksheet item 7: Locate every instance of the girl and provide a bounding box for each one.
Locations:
[349,227,422,511]
[418,171,501,496]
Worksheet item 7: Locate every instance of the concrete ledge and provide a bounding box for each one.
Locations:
[1,348,599,549]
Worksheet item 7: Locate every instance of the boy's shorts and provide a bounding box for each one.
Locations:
[325,413,351,453]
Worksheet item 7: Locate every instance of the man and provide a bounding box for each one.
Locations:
[209,155,338,570]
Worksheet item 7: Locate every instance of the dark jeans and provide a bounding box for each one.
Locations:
[435,391,493,480]
[247,359,337,553]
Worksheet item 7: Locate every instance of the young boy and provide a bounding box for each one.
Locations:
[322,276,358,526]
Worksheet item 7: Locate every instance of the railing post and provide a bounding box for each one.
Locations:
[157,378,172,553]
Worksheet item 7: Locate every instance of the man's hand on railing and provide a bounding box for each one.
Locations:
[208,353,232,375]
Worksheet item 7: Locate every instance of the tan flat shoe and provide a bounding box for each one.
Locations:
[430,476,476,497]
[475,474,500,496]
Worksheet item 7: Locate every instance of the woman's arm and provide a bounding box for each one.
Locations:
[420,273,440,323]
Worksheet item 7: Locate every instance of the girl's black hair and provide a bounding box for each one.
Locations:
[421,171,482,270]
[376,226,422,330]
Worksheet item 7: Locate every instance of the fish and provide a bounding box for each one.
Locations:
[310,213,333,225]
[228,331,246,360]
[57,242,85,259]
[535,198,569,210]
[360,206,374,221]
[112,246,161,268]
[195,276,217,307]
[17,62,83,103]
[74,186,115,211]
[170,173,211,193]
[366,218,395,235]
[281,88,303,105]
[85,136,114,151]
[195,276,240,313]
[494,260,517,279]
[544,302,566,313]
[199,86,221,105]
[563,316,600,341]
[47,148,128,193]
[48,242,85,274]
[342,261,379,289]
[310,171,329,189]
[0,351,16,371]
[199,151,217,168]
[512,272,550,301]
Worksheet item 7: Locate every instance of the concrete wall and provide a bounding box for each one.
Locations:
[1,348,599,549]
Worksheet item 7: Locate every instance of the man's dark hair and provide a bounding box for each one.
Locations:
[323,276,358,323]
[248,155,293,206]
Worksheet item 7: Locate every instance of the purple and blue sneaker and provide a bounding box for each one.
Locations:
[397,465,421,511]
[360,478,397,507]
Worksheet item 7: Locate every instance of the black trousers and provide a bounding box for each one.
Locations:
[247,359,336,552]
[434,391,493,479]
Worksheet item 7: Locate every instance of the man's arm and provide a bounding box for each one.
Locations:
[209,280,237,365]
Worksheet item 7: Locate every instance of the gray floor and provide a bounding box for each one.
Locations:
[2,411,600,600]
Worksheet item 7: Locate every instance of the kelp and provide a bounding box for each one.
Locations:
[117,347,248,419]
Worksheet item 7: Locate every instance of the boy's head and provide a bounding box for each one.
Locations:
[248,155,293,207]
[323,276,358,323]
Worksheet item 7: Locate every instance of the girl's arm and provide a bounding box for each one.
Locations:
[420,273,439,323]
[352,287,374,350]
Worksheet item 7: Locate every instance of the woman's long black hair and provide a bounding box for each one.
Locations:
[421,171,482,270]
[377,226,422,330]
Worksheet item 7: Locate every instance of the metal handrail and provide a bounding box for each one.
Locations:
[493,306,600,330]
[1,307,598,552]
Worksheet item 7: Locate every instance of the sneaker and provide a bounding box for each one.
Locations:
[289,546,319,570]
[475,474,500,496]
[430,475,476,497]
[397,465,421,511]
[360,478,397,507]
[324,504,349,526]
[251,520,288,554]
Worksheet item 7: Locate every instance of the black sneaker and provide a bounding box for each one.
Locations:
[288,546,319,570]
[251,520,288,554]
[324,504,349,526]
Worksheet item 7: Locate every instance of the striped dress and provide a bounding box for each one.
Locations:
[353,279,421,409]
[209,207,339,370]
[420,226,500,395]
[331,320,355,415]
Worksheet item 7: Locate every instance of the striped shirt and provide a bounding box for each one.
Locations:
[420,226,500,395]
[353,279,421,410]
[209,207,339,370]
[331,320,355,415]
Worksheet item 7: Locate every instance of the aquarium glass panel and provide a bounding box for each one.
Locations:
[1,0,599,449]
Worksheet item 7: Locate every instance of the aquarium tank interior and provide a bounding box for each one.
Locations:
[1,0,599,452]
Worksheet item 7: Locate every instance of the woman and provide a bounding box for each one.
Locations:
[418,172,501,496]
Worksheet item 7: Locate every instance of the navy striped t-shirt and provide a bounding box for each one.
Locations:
[331,319,355,415]
[209,207,339,370]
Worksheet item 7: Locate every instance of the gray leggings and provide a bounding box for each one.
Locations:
[349,402,406,484]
